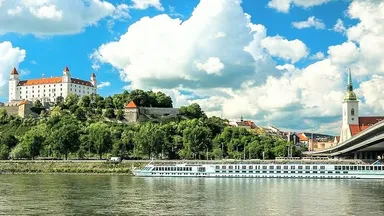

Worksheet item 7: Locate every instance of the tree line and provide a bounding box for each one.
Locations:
[0,90,304,160]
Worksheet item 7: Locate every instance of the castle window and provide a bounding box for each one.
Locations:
[351,108,355,116]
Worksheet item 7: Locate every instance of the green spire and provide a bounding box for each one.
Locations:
[344,68,357,101]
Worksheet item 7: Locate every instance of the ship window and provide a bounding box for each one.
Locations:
[235,171,239,173]
[242,171,246,173]
[335,171,340,174]
[298,171,302,173]
[249,166,253,169]
[320,171,325,174]
[262,166,267,169]
[362,166,365,170]
[298,166,303,169]
[379,166,382,171]
[222,166,226,169]
[305,171,310,173]
[313,166,317,170]
[374,166,378,170]
[343,171,348,174]
[284,171,288,173]
[276,166,281,169]
[262,171,267,173]
[305,166,310,170]
[269,166,274,169]
[216,166,220,169]
[313,171,318,173]
[229,166,233,169]
[284,166,288,169]
[276,171,281,173]
[328,171,333,173]
[291,166,295,170]
[320,166,325,170]
[242,166,246,169]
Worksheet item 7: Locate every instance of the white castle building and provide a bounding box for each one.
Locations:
[8,66,97,103]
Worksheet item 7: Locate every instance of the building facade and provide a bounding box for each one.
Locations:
[9,66,97,103]
[339,69,384,143]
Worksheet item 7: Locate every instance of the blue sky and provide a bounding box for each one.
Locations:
[0,0,383,135]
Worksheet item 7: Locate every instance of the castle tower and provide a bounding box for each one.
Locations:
[340,69,359,142]
[62,66,71,83]
[91,73,97,87]
[9,67,20,102]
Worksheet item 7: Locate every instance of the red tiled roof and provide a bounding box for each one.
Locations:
[71,78,94,87]
[298,133,309,141]
[349,125,361,136]
[18,100,27,106]
[18,77,63,86]
[348,117,384,137]
[17,77,94,87]
[11,67,19,75]
[126,101,137,108]
[236,120,256,128]
[358,117,384,126]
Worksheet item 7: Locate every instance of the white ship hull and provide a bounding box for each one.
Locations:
[133,162,384,179]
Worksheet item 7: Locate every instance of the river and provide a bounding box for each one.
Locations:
[0,175,384,215]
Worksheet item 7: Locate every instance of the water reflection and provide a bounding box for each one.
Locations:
[0,175,383,215]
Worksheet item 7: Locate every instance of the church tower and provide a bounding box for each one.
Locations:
[91,73,97,87]
[340,69,359,142]
[9,67,20,102]
[62,66,71,83]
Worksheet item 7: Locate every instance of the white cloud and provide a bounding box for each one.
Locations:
[0,41,26,98]
[267,0,331,13]
[0,0,129,36]
[130,0,164,11]
[310,51,325,60]
[195,57,224,75]
[358,75,384,114]
[97,81,111,89]
[333,19,346,33]
[260,35,309,63]
[292,16,325,29]
[328,42,360,65]
[93,0,277,90]
[93,0,384,135]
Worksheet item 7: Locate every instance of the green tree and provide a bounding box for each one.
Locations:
[34,99,43,108]
[179,103,206,119]
[104,108,115,118]
[116,109,124,120]
[79,95,91,108]
[51,124,81,160]
[87,122,112,159]
[134,123,165,159]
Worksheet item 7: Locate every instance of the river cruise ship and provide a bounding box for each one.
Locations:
[132,161,384,179]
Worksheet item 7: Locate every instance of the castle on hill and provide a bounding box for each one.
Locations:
[8,66,97,103]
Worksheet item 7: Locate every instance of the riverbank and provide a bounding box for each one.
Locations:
[0,161,147,175]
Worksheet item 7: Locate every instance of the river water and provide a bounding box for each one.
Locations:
[0,175,384,216]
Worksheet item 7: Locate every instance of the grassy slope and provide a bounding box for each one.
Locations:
[0,161,147,174]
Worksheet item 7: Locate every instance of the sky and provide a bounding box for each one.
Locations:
[0,0,383,135]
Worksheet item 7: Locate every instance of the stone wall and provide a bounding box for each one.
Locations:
[2,103,19,116]
[1,101,36,118]
[140,107,179,116]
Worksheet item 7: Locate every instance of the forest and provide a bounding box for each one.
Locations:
[0,89,304,160]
